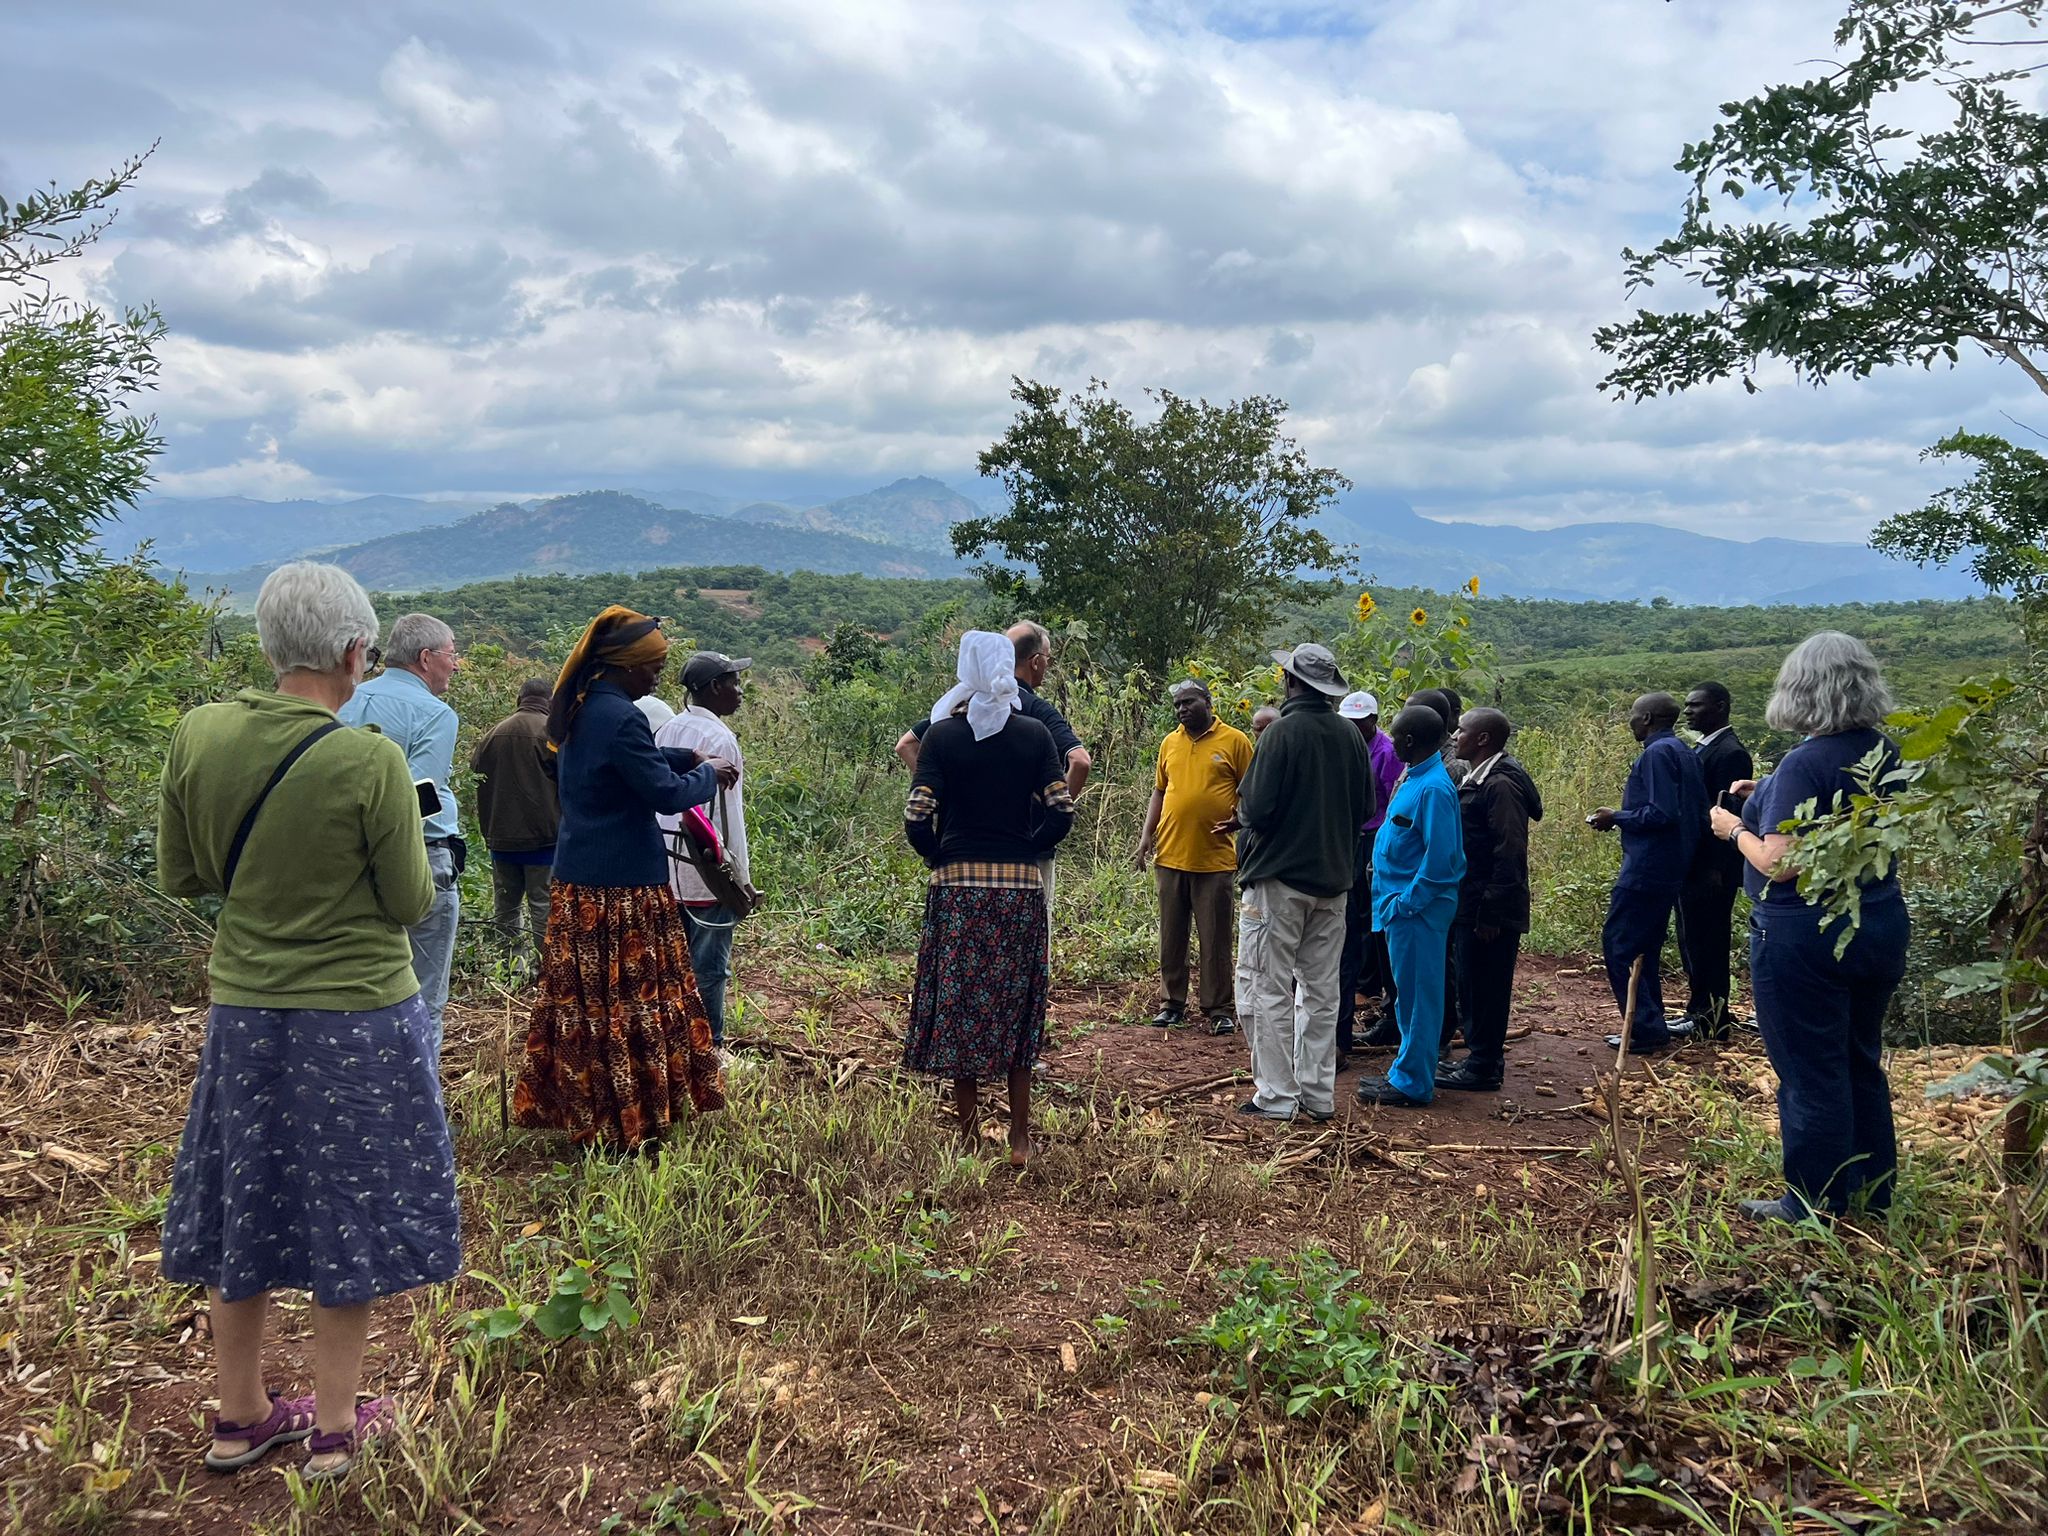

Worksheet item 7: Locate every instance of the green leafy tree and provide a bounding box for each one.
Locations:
[1595,0,2048,401]
[1875,431,2048,604]
[1,150,164,590]
[960,377,1352,678]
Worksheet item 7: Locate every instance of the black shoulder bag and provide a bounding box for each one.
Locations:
[223,722,343,895]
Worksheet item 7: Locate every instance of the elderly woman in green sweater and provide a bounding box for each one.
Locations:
[155,561,461,1482]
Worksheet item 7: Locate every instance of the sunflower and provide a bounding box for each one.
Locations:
[1454,614,1470,629]
[1466,575,1481,596]
[1355,591,1377,623]
[1410,607,1428,627]
[1237,696,1252,711]
[1188,661,1203,678]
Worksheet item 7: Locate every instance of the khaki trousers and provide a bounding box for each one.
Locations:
[1156,865,1236,1017]
[1236,878,1347,1117]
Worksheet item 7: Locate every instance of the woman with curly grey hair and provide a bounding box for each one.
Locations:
[1708,631,1909,1224]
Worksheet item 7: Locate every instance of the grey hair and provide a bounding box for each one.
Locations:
[254,561,380,676]
[386,612,455,668]
[1010,620,1051,665]
[1765,631,1895,736]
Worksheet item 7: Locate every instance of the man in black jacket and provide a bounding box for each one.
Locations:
[1677,682,1754,1038]
[471,677,560,965]
[1439,708,1542,1091]
[1233,643,1374,1122]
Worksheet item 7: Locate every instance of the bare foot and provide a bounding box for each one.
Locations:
[1008,1129,1032,1169]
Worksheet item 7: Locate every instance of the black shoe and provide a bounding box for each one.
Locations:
[1605,1021,1696,1054]
[1437,1059,1502,1092]
[1208,1014,1237,1035]
[1302,1106,1334,1123]
[1361,1017,1401,1050]
[1151,1005,1186,1028]
[1739,1196,1819,1226]
[1236,1099,1293,1121]
[1354,1075,1428,1108]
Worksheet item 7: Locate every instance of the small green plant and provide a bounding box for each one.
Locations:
[600,1485,724,1535]
[1187,1250,1442,1422]
[466,1258,640,1346]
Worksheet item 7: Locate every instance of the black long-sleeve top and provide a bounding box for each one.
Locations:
[905,712,1075,868]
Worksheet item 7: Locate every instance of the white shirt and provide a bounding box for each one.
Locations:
[1695,725,1730,747]
[636,695,676,730]
[1464,751,1505,787]
[654,704,750,903]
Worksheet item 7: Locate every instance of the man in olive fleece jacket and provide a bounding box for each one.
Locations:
[1233,644,1374,1121]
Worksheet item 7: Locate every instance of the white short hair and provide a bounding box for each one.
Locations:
[387,611,454,667]
[255,562,380,676]
[1765,631,1895,736]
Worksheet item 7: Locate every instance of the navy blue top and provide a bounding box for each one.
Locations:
[1741,727,1902,907]
[552,678,719,887]
[1614,728,1706,892]
[910,682,1082,762]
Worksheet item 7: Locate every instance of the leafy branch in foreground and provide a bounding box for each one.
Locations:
[1595,0,2048,401]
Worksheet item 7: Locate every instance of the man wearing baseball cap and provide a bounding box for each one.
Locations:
[1135,678,1254,1033]
[1232,643,1375,1121]
[654,651,755,1056]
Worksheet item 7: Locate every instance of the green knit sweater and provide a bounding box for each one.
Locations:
[157,689,434,1010]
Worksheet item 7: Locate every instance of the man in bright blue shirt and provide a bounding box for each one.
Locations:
[1357,705,1466,1107]
[1589,692,1706,1052]
[339,612,463,1057]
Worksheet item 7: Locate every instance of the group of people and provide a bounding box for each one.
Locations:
[1105,633,1909,1234]
[149,556,1912,1483]
[152,563,759,1480]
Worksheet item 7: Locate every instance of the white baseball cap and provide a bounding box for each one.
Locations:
[1338,691,1379,719]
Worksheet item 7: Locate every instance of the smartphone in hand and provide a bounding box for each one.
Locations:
[1716,790,1744,815]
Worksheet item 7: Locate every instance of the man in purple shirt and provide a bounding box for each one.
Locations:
[1337,692,1405,1061]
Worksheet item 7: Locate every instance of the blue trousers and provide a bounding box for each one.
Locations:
[1751,895,1909,1215]
[1383,915,1451,1102]
[681,904,740,1045]
[410,842,462,1062]
[1602,883,1678,1044]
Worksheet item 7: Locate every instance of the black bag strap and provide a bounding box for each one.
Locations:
[224,721,343,895]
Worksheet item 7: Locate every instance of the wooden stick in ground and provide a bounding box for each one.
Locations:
[498,990,514,1130]
[1137,1070,1245,1107]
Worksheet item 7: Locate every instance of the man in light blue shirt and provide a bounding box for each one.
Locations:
[1357,705,1466,1108]
[339,611,462,1055]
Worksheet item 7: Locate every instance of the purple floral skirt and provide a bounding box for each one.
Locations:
[902,884,1050,1079]
[161,995,461,1306]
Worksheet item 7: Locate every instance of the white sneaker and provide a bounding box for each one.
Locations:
[717,1048,754,1072]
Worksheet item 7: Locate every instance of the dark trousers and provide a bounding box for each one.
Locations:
[1337,867,1375,1052]
[1750,896,1909,1215]
[1603,883,1679,1044]
[1441,931,1461,1048]
[1677,867,1741,1034]
[490,857,552,963]
[1157,866,1236,1018]
[1453,922,1521,1074]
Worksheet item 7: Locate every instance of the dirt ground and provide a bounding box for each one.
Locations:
[0,954,2008,1534]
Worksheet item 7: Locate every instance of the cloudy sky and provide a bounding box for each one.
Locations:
[6,0,2039,540]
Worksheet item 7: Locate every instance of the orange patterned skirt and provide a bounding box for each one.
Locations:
[513,881,725,1150]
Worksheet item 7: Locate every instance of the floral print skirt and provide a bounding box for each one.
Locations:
[161,994,462,1306]
[903,884,1051,1079]
[513,881,725,1150]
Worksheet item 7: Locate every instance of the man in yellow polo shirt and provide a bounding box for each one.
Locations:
[1135,679,1256,1032]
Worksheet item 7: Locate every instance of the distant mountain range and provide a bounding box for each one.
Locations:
[115,475,1982,606]
[1317,494,1981,605]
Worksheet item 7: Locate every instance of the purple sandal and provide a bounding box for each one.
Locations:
[205,1390,317,1472]
[300,1397,394,1483]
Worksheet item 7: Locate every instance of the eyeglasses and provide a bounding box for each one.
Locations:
[360,641,383,669]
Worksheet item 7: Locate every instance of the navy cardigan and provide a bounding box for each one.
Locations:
[551,678,718,887]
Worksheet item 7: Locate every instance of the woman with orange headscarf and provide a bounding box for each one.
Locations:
[513,607,736,1150]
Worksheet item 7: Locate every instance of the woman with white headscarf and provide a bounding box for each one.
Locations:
[903,630,1076,1163]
